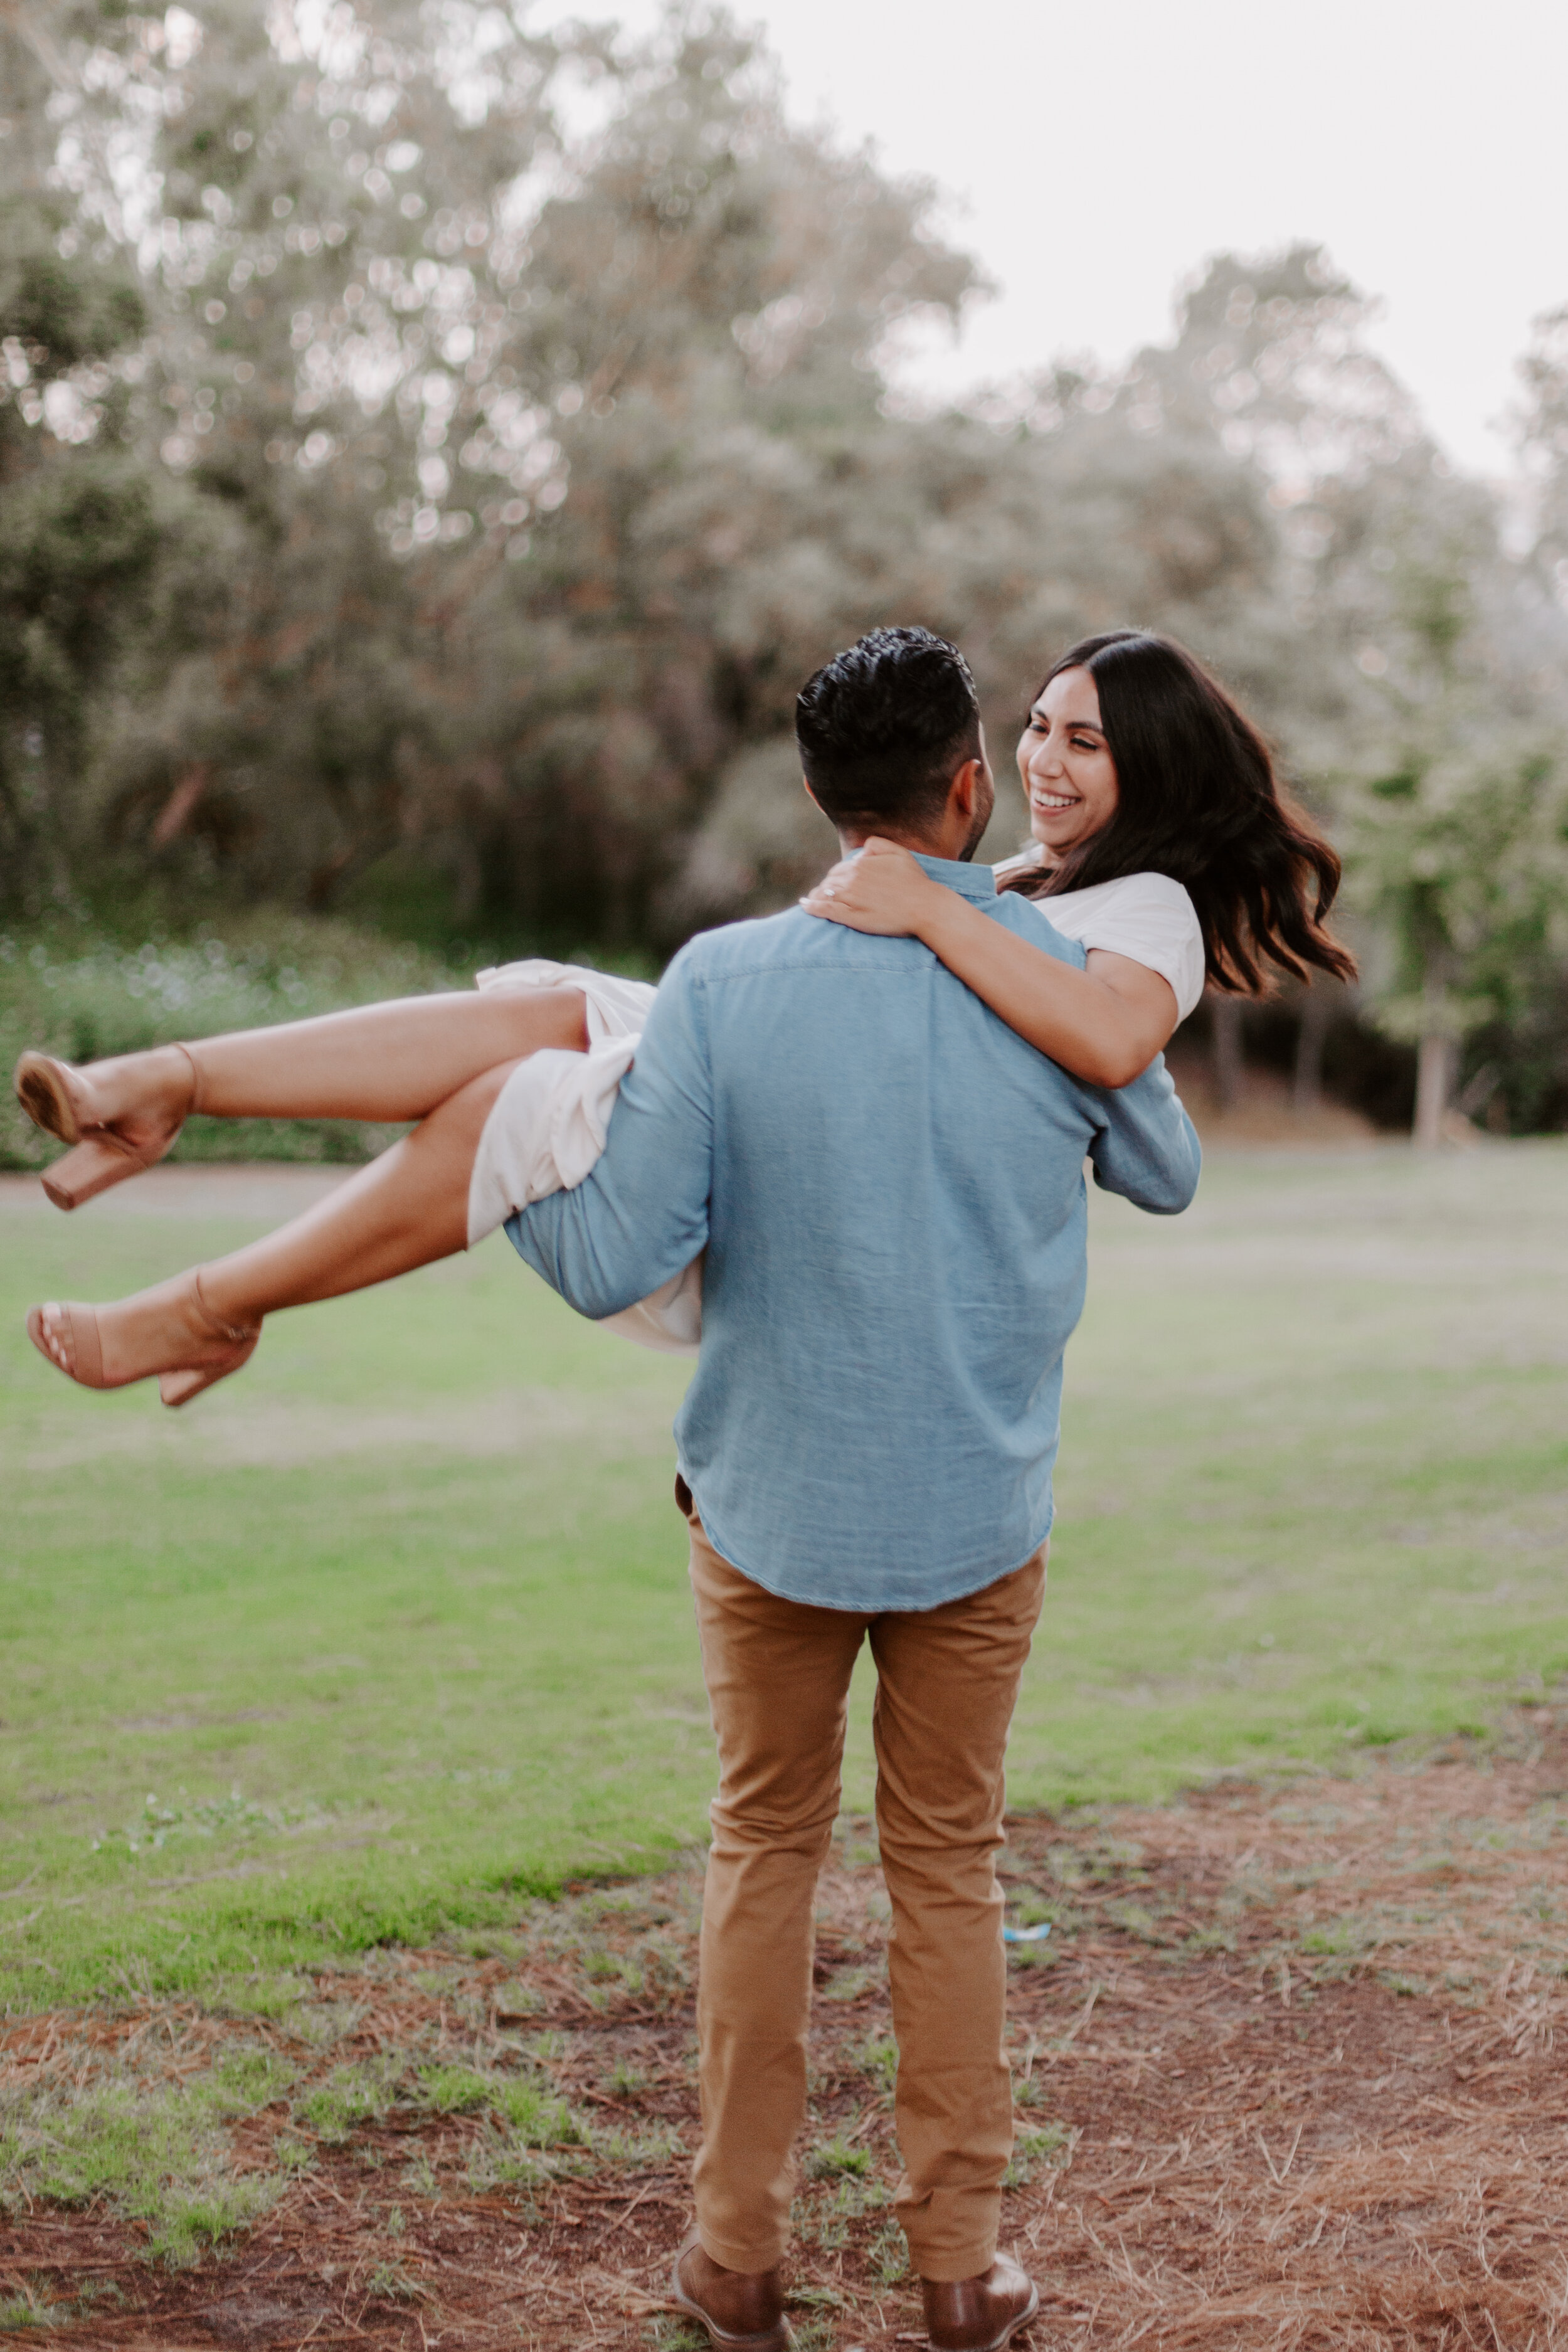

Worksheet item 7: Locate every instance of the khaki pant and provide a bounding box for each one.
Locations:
[683,1500,1046,2283]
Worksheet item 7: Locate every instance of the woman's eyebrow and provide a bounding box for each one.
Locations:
[1031,704,1102,733]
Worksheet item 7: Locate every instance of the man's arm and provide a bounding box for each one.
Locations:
[507,946,713,1315]
[1084,1052,1201,1216]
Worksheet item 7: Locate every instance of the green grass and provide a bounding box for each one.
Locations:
[3,1143,1566,2007]
[1,2057,289,2265]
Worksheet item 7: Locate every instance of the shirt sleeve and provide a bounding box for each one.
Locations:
[1066,877,1207,1022]
[1083,1052,1202,1216]
[506,944,713,1317]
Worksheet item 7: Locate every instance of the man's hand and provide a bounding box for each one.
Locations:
[800,837,947,937]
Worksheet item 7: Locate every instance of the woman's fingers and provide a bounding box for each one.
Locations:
[802,840,938,936]
[801,851,862,921]
[800,838,947,937]
[801,879,876,930]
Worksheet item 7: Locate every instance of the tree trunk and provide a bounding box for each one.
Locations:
[1293,987,1334,1115]
[1211,996,1244,1113]
[1413,1031,1454,1148]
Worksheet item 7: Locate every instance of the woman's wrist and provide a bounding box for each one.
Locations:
[912,887,981,958]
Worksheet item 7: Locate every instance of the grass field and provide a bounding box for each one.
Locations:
[3,1145,1565,2008]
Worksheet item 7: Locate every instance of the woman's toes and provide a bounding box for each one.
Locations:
[28,1303,74,1377]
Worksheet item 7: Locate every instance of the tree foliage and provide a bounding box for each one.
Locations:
[2,0,1567,1125]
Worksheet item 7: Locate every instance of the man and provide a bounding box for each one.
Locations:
[511,627,1200,2351]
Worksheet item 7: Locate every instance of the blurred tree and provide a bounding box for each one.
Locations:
[1519,302,1568,586]
[93,0,569,904]
[1338,527,1568,1144]
[0,1,161,903]
[4,3,1567,1135]
[422,13,990,943]
[1140,246,1568,1130]
[1,0,571,911]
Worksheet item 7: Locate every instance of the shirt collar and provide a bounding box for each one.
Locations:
[908,852,999,903]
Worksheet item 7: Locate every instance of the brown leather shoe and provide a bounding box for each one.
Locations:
[921,2254,1040,2351]
[670,2229,797,2350]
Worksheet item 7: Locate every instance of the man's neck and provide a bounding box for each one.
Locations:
[837,831,970,862]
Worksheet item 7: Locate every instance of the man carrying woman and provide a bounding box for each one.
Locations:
[21,625,1352,2348]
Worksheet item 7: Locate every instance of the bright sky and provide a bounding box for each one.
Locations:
[596,0,1568,479]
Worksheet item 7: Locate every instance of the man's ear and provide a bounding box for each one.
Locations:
[948,756,985,822]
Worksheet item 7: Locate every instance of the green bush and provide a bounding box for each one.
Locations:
[0,908,480,1172]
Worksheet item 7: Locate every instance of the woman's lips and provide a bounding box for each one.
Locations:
[1031,792,1079,812]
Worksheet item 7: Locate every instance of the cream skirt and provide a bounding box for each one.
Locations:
[465,960,702,1356]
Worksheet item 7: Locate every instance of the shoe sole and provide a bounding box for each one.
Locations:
[14,1054,78,1145]
[16,1051,191,1210]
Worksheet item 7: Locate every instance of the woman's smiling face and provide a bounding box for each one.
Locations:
[1016,666,1120,862]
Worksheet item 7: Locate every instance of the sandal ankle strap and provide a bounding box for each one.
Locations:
[192,1270,257,1345]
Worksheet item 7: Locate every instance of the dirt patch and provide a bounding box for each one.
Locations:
[3,1716,1565,2349]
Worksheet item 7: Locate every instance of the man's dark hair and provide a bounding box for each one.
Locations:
[795,627,981,832]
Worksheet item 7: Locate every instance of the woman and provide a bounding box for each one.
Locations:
[19,630,1353,1402]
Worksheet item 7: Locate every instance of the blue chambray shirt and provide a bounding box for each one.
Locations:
[509,855,1200,1611]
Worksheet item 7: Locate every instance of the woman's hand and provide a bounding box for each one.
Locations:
[800,837,946,938]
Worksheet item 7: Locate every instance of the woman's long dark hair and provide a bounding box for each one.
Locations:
[999,630,1357,994]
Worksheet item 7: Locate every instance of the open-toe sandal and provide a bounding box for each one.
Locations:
[26,1274,258,1406]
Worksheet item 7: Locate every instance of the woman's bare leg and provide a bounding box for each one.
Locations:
[200,1059,515,1319]
[16,986,589,1209]
[29,1061,519,1396]
[48,988,588,1130]
[194,988,588,1119]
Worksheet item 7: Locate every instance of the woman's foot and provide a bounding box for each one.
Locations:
[26,1271,260,1407]
[13,1044,199,1209]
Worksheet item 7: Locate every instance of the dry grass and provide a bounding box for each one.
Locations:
[3,1710,1565,2349]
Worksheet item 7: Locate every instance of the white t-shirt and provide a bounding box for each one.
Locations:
[990,859,1207,1024]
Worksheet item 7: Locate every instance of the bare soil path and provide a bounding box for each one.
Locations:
[4,1710,1565,2349]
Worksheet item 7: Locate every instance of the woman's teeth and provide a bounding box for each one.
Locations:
[1032,793,1078,810]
